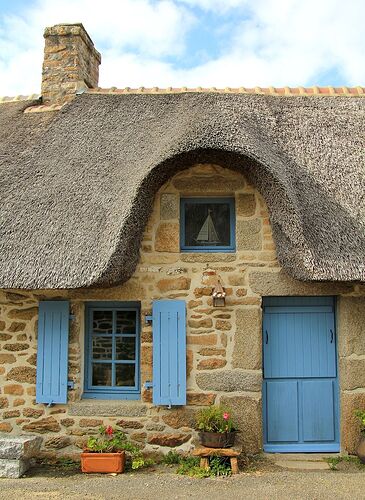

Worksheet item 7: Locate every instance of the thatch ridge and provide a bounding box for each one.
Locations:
[0,92,364,289]
[87,86,365,96]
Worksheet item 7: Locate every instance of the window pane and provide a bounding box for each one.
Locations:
[92,363,112,386]
[116,310,136,334]
[116,337,136,360]
[116,364,135,387]
[184,201,231,247]
[92,337,112,360]
[93,310,113,334]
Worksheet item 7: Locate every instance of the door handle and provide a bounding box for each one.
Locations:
[330,329,334,343]
[265,330,269,344]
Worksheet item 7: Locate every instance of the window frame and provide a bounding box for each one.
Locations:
[180,197,236,252]
[83,301,141,400]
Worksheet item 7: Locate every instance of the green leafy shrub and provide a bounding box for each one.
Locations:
[177,456,210,478]
[355,410,365,434]
[196,405,236,433]
[176,455,232,478]
[86,426,128,453]
[325,455,365,470]
[162,450,182,465]
[85,425,152,470]
[209,456,232,477]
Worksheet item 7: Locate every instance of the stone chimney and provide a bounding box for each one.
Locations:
[41,23,101,105]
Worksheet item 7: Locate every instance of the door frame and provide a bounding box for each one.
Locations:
[262,296,340,453]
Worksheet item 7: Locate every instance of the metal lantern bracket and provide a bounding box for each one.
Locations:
[212,281,226,307]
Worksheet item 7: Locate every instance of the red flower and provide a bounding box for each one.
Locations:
[223,412,229,420]
[106,425,113,436]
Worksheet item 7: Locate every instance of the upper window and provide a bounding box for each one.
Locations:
[84,302,140,400]
[180,198,235,252]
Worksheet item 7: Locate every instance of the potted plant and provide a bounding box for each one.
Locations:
[196,405,237,448]
[355,410,365,463]
[81,425,146,473]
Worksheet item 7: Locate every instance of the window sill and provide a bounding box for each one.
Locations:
[69,399,147,418]
[82,392,140,401]
[180,248,236,253]
[180,253,236,262]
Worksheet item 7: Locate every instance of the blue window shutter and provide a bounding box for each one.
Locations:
[36,301,69,404]
[152,300,186,406]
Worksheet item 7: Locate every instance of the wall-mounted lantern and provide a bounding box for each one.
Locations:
[212,281,226,307]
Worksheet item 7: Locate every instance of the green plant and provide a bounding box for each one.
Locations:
[86,426,128,453]
[324,455,365,470]
[196,405,236,433]
[38,456,80,470]
[56,457,80,469]
[209,456,232,477]
[176,456,210,478]
[355,410,365,434]
[84,425,152,470]
[176,455,232,478]
[162,450,182,465]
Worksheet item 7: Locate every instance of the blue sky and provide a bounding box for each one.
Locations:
[0,0,364,96]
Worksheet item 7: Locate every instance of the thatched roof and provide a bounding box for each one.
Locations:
[0,91,364,289]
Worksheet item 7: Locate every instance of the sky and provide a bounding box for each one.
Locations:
[0,0,364,96]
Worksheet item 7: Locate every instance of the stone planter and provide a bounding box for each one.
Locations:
[356,434,365,464]
[81,452,126,473]
[198,431,237,448]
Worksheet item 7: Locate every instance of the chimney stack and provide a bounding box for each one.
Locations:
[41,23,101,105]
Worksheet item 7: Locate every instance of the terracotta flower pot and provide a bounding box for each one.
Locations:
[81,451,126,473]
[198,431,237,448]
[356,434,365,464]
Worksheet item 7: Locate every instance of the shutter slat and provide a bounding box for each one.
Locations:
[152,300,186,405]
[36,301,69,404]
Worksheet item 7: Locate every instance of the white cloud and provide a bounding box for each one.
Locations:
[177,0,249,12]
[230,0,365,86]
[28,0,194,57]
[0,0,194,95]
[0,0,364,95]
[100,0,365,88]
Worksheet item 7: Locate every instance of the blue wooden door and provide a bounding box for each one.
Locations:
[263,297,339,452]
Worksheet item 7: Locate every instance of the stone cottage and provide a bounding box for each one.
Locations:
[0,23,364,459]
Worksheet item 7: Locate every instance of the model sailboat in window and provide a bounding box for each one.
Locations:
[196,209,221,245]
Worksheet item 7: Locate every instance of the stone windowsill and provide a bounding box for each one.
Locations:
[69,400,148,417]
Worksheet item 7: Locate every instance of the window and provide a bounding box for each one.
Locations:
[84,302,140,400]
[180,198,235,252]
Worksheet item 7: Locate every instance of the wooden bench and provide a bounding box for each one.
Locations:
[192,447,241,474]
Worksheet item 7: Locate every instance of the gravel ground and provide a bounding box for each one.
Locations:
[1,466,365,500]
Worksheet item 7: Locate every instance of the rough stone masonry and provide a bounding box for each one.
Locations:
[0,165,364,460]
[41,23,101,104]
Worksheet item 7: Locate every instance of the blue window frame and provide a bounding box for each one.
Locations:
[83,302,140,400]
[180,197,235,252]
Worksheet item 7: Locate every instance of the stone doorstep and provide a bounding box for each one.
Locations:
[0,458,30,478]
[0,434,42,460]
[265,453,340,471]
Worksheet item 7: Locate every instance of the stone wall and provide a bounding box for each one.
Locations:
[338,296,365,453]
[0,164,364,459]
